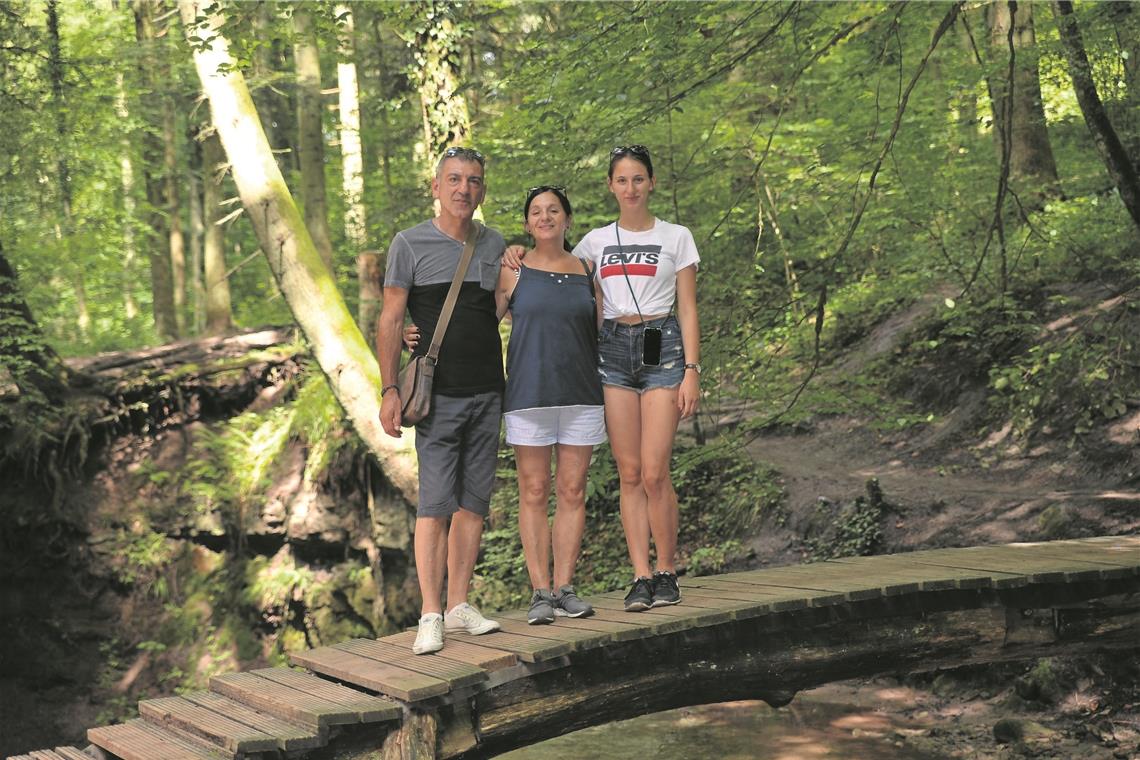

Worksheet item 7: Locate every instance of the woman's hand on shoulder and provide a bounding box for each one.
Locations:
[503,245,527,271]
[403,323,420,351]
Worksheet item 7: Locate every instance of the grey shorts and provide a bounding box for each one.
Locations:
[597,315,686,393]
[414,390,502,518]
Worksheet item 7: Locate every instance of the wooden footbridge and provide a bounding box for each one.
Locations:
[10,536,1140,760]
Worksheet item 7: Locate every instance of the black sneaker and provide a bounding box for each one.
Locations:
[651,571,681,607]
[623,576,654,612]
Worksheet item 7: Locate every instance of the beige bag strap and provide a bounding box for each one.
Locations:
[425,222,481,363]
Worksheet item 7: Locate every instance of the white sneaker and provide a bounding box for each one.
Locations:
[444,602,500,635]
[412,613,444,655]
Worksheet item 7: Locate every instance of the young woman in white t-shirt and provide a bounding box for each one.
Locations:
[578,145,701,611]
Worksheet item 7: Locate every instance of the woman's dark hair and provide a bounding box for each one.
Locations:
[523,185,574,252]
[608,144,654,179]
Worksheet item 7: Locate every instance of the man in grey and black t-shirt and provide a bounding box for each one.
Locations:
[377,147,506,655]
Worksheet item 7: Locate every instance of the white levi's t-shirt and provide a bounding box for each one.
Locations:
[573,219,700,321]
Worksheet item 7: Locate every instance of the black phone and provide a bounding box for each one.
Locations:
[642,327,662,366]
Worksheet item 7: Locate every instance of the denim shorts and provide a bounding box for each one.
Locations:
[414,391,502,518]
[597,315,685,393]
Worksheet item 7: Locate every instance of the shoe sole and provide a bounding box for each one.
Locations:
[412,642,443,655]
[554,608,594,618]
[650,597,681,607]
[624,601,651,612]
[527,616,555,624]
[446,622,500,635]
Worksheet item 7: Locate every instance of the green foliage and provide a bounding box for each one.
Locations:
[804,478,885,560]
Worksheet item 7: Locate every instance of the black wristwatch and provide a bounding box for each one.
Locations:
[684,363,702,375]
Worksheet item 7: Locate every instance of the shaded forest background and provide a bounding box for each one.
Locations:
[1,0,1139,754]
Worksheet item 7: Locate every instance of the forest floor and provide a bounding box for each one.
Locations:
[735,413,1140,758]
[694,296,1140,758]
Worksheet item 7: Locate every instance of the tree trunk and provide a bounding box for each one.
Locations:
[179,0,418,506]
[293,5,336,272]
[134,0,178,342]
[337,5,377,344]
[986,1,1060,205]
[1052,0,1140,232]
[202,131,234,333]
[46,0,89,342]
[164,103,187,336]
[251,1,285,171]
[188,127,206,333]
[0,240,67,401]
[412,1,471,171]
[116,72,140,321]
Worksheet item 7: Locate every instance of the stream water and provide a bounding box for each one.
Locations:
[501,691,952,760]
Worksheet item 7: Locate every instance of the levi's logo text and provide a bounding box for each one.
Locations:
[599,244,661,279]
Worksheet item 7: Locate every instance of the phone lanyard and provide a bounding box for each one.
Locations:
[614,222,648,327]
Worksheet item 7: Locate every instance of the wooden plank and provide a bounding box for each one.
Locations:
[497,609,654,641]
[490,617,617,652]
[685,578,843,610]
[825,555,1017,591]
[27,752,70,760]
[587,595,735,627]
[381,630,519,671]
[248,667,400,722]
[52,749,95,760]
[210,671,361,728]
[88,720,228,760]
[903,547,1109,586]
[290,646,451,702]
[138,696,278,755]
[583,605,696,637]
[671,589,775,619]
[334,638,487,689]
[442,628,572,663]
[181,691,324,752]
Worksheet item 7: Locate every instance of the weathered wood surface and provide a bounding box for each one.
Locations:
[7,536,1136,760]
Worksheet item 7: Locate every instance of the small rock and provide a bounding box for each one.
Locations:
[994,718,1057,745]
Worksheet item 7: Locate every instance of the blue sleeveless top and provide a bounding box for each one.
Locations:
[504,261,604,413]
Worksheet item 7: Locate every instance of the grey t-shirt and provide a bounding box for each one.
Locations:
[385,220,506,396]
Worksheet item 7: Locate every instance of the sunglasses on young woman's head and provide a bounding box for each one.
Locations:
[442,146,485,167]
[610,144,651,160]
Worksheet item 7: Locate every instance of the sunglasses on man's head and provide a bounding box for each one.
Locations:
[442,146,485,166]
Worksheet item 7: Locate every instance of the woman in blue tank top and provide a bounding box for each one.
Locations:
[493,187,605,624]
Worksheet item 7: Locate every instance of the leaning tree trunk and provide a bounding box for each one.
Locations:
[986,1,1060,205]
[293,5,336,272]
[1052,0,1140,232]
[178,0,418,506]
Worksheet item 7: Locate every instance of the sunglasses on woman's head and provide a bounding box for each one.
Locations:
[526,184,567,199]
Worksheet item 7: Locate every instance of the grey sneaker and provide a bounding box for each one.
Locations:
[444,602,500,635]
[412,613,444,655]
[528,589,555,624]
[553,585,594,618]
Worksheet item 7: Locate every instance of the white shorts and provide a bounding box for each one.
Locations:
[504,405,607,447]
